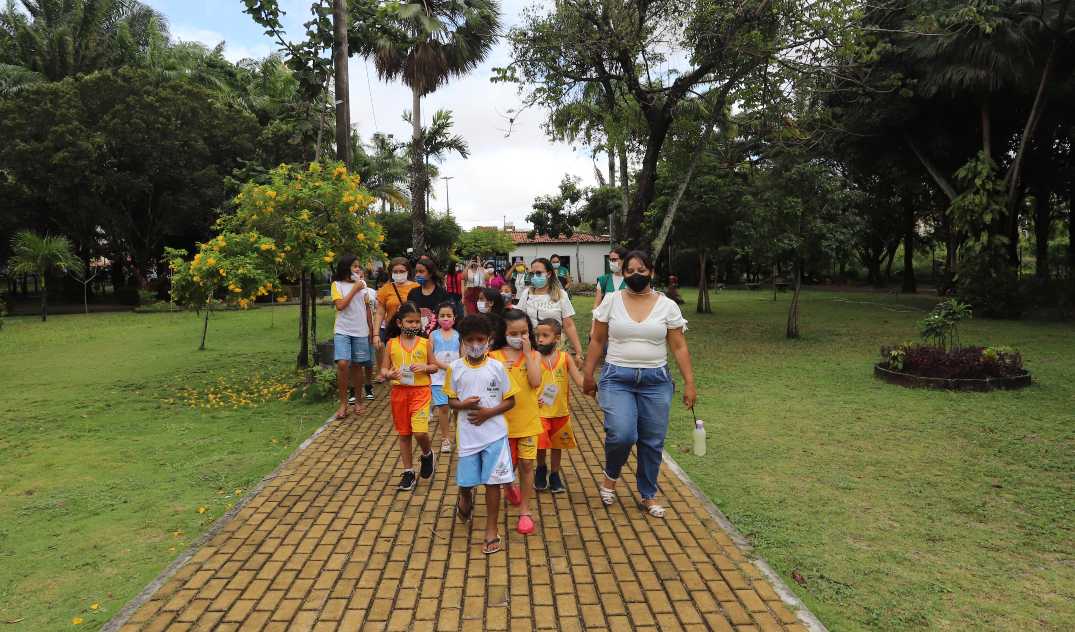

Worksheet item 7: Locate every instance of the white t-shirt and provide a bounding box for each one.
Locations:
[594,291,687,368]
[517,287,576,326]
[331,281,375,337]
[443,356,517,456]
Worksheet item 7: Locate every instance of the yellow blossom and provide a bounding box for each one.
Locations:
[206,257,216,266]
[266,190,277,199]
[308,162,321,173]
[357,233,366,241]
[72,617,84,625]
[197,506,207,514]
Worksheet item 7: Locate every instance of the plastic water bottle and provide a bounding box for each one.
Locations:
[693,419,706,456]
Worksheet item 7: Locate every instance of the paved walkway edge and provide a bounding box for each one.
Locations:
[101,413,338,632]
[662,452,829,632]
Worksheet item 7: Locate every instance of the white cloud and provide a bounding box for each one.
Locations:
[170,24,274,63]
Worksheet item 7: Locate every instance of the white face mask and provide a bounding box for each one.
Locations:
[476,301,489,314]
[465,342,488,359]
[392,272,408,284]
[506,336,524,349]
[609,261,622,274]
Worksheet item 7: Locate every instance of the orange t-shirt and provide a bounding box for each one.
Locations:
[377,281,419,323]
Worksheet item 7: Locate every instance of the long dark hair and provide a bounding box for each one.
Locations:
[435,301,458,332]
[480,287,506,342]
[386,301,421,339]
[414,256,441,286]
[334,254,359,282]
[493,308,536,350]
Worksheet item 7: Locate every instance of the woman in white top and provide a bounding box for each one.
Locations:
[516,257,584,364]
[331,254,376,419]
[582,250,696,518]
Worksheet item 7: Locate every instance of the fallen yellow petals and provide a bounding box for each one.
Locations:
[72,617,84,625]
[90,603,100,611]
[197,506,207,514]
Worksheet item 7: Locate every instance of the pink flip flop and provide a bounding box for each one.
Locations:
[516,514,535,535]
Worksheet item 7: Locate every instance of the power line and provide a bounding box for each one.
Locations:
[364,59,378,132]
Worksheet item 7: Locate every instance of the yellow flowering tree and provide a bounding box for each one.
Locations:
[218,161,385,367]
[166,233,279,350]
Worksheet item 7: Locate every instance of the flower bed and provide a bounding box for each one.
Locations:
[876,344,1031,391]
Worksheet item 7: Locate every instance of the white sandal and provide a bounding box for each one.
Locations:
[599,475,617,506]
[639,500,666,518]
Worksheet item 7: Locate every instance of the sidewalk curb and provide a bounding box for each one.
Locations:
[102,413,338,632]
[662,452,829,632]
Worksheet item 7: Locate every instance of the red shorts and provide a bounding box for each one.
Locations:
[391,386,431,436]
[539,416,576,449]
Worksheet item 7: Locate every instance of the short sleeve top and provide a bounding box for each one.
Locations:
[377,281,420,323]
[443,357,517,456]
[330,281,374,337]
[593,291,686,369]
[517,288,576,326]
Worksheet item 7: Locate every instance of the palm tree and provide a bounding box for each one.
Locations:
[8,230,83,321]
[350,0,500,253]
[350,131,411,210]
[0,0,168,82]
[407,108,469,211]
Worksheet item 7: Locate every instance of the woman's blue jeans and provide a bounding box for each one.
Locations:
[597,363,674,500]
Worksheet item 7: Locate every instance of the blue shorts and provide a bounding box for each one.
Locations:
[431,384,448,407]
[457,437,515,488]
[334,334,372,366]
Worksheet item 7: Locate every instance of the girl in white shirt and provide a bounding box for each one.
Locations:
[331,255,375,419]
[582,250,697,518]
[516,257,584,364]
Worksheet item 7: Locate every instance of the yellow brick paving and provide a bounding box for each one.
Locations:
[112,385,819,631]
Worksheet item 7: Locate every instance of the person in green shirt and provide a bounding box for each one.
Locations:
[550,254,571,290]
[590,246,629,339]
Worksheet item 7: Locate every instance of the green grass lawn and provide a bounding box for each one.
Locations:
[1,290,1072,631]
[0,305,339,630]
[576,289,1073,632]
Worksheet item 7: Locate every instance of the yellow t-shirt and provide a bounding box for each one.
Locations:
[377,281,420,324]
[538,351,570,418]
[490,349,543,438]
[387,336,432,386]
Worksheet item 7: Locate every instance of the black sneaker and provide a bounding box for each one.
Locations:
[419,451,435,479]
[548,471,565,493]
[398,470,416,491]
[534,464,549,491]
[348,388,356,405]
[364,384,374,400]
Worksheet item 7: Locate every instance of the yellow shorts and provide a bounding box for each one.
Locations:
[391,386,431,436]
[539,416,576,449]
[509,434,539,463]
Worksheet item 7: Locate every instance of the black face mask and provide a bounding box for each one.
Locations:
[625,273,651,292]
[535,342,557,355]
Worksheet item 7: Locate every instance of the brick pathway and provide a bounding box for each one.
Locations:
[109,385,822,632]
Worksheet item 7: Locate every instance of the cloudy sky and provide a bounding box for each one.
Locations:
[147,0,597,229]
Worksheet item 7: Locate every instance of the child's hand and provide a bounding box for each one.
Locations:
[468,408,494,424]
[387,368,402,381]
[583,374,598,398]
[461,396,481,410]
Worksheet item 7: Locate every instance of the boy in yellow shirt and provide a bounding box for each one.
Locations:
[534,319,583,493]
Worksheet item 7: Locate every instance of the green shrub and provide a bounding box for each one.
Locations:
[955,250,1021,318]
[113,286,142,306]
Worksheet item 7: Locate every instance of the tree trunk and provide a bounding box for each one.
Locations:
[608,147,616,189]
[1035,189,1051,279]
[297,273,310,368]
[1069,188,1075,277]
[771,262,778,301]
[696,251,711,314]
[884,246,897,283]
[199,298,211,351]
[786,260,801,339]
[617,140,629,240]
[902,202,917,293]
[905,135,957,202]
[410,85,428,254]
[40,276,47,322]
[332,0,351,164]
[1006,41,1057,221]
[310,272,320,366]
[651,111,720,257]
[941,212,957,294]
[981,100,992,163]
[624,114,672,249]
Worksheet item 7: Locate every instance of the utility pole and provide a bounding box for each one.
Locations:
[442,176,454,217]
[332,0,351,165]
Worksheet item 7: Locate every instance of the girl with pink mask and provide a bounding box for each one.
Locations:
[429,302,462,453]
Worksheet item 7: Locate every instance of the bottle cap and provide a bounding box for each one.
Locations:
[695,419,704,429]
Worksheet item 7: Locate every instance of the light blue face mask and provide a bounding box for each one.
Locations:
[530,273,547,288]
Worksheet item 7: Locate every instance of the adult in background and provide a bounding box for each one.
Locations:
[510,257,528,296]
[516,258,584,364]
[593,246,628,310]
[373,257,419,358]
[582,250,696,518]
[444,261,464,303]
[550,253,571,290]
[331,254,375,419]
[407,256,450,334]
[488,265,508,293]
[462,258,485,315]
